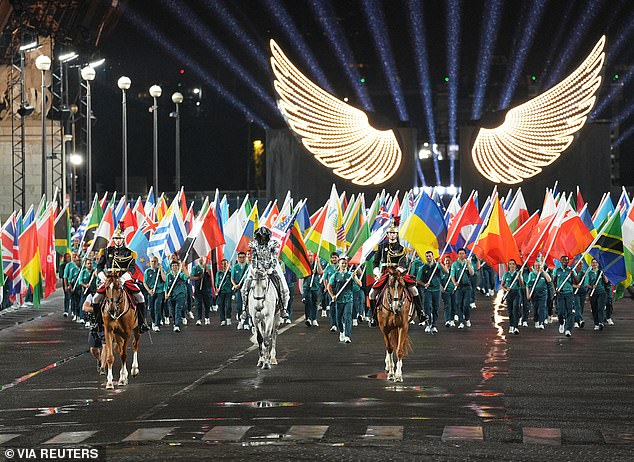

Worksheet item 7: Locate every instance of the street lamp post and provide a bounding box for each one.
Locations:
[171,92,183,189]
[118,76,131,197]
[81,65,96,206]
[149,85,162,194]
[35,55,51,198]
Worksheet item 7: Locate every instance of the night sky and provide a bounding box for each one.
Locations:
[86,0,634,194]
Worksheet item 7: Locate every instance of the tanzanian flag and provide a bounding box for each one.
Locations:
[18,220,42,307]
[84,196,103,247]
[400,192,447,258]
[54,206,71,259]
[280,220,311,278]
[589,211,627,286]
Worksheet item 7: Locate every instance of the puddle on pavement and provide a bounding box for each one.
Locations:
[321,398,381,407]
[466,403,508,421]
[212,401,301,408]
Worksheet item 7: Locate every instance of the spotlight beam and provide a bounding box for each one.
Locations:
[543,0,605,89]
[405,0,437,186]
[360,0,410,122]
[159,0,278,114]
[124,8,269,129]
[471,0,504,120]
[202,0,270,74]
[612,123,634,148]
[592,67,634,118]
[262,0,334,93]
[446,0,461,187]
[498,0,548,110]
[308,0,375,112]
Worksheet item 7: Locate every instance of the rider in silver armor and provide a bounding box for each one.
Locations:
[241,227,290,321]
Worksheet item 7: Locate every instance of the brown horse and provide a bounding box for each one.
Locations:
[102,275,140,389]
[377,267,412,382]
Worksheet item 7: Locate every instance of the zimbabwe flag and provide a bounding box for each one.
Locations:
[280,220,311,278]
[18,220,43,307]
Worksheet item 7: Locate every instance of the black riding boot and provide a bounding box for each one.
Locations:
[369,299,378,327]
[136,302,149,333]
[414,294,428,325]
[91,303,103,332]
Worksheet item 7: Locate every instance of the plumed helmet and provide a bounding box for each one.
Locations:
[387,216,400,234]
[113,224,125,240]
[254,226,272,244]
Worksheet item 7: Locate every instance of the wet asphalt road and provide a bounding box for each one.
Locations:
[0,291,633,461]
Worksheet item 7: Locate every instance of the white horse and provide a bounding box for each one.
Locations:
[248,268,280,369]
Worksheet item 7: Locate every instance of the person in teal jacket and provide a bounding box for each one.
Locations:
[327,256,361,343]
[144,257,166,331]
[215,259,233,326]
[440,255,456,327]
[164,260,190,332]
[584,259,609,330]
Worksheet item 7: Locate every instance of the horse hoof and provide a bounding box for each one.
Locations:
[270,357,278,365]
[394,375,403,383]
[262,363,271,370]
[106,382,114,390]
[131,368,139,377]
[256,359,264,367]
[387,373,395,381]
[118,378,128,386]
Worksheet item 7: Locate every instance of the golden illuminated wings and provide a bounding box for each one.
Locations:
[472,35,606,184]
[270,39,402,186]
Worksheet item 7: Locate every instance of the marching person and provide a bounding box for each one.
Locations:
[190,258,212,326]
[64,253,81,322]
[78,258,97,325]
[368,217,426,327]
[240,227,290,322]
[525,259,551,329]
[165,260,190,332]
[231,251,250,329]
[440,255,456,327]
[215,259,233,326]
[302,250,322,327]
[573,256,587,328]
[322,252,339,329]
[92,226,149,333]
[450,248,475,329]
[82,292,105,374]
[468,255,480,310]
[604,276,615,325]
[553,255,578,337]
[351,264,365,326]
[144,256,166,332]
[584,258,608,330]
[59,253,72,317]
[418,250,442,333]
[502,259,523,335]
[520,263,531,327]
[327,256,361,343]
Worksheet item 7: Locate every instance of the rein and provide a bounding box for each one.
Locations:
[104,280,131,321]
[379,275,408,315]
[251,272,271,302]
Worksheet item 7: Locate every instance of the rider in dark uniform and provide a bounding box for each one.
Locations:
[368,217,427,327]
[92,226,149,333]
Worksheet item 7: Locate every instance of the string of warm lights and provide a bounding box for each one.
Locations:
[472,35,605,184]
[269,39,402,186]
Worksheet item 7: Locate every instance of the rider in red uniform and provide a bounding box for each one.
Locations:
[92,226,149,333]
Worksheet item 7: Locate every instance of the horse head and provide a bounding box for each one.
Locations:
[250,268,271,310]
[386,267,407,313]
[104,275,128,320]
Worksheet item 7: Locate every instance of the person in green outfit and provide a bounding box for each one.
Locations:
[322,252,339,330]
[502,259,523,335]
[190,258,213,326]
[302,251,322,327]
[525,259,551,329]
[553,255,578,337]
[215,259,233,326]
[327,256,361,344]
[144,257,166,332]
[164,260,190,333]
[450,248,475,329]
[584,258,609,330]
[418,251,442,333]
[78,258,97,324]
[64,253,82,322]
[231,251,250,329]
[440,255,456,327]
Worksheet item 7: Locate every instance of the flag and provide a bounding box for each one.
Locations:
[619,205,634,299]
[156,193,168,222]
[86,204,115,256]
[616,188,631,223]
[348,220,371,264]
[144,187,155,219]
[183,201,195,234]
[447,194,481,247]
[54,206,71,258]
[576,186,585,213]
[589,210,627,286]
[505,188,529,233]
[263,201,280,228]
[113,196,127,228]
[2,213,16,280]
[36,204,57,299]
[592,193,614,230]
[513,211,539,262]
[147,195,187,260]
[545,210,593,265]
[400,192,447,258]
[358,219,391,263]
[120,204,138,245]
[344,194,365,244]
[18,220,42,307]
[223,196,251,261]
[128,224,151,277]
[473,199,521,267]
[99,192,109,211]
[280,220,312,278]
[83,196,103,247]
[11,211,23,302]
[444,195,461,225]
[296,201,311,235]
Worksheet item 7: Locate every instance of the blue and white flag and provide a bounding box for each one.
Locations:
[147,196,186,260]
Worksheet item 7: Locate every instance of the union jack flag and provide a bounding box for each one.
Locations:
[371,203,390,232]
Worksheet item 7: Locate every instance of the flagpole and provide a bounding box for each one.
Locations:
[334,263,365,299]
[444,188,497,291]
[589,270,603,297]
[214,206,254,296]
[166,237,197,298]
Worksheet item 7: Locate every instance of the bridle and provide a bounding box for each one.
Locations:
[251,269,271,305]
[104,277,130,321]
[381,272,407,314]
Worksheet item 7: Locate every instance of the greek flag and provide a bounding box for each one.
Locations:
[147,196,186,260]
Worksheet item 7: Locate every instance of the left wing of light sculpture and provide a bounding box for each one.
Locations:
[270,39,402,186]
[472,35,606,184]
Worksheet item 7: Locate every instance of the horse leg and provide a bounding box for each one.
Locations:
[382,325,395,380]
[256,329,264,367]
[118,336,129,386]
[131,330,140,377]
[104,332,115,389]
[394,327,404,382]
[261,332,271,370]
[270,323,278,366]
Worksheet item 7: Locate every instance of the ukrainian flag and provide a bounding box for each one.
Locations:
[400,193,447,258]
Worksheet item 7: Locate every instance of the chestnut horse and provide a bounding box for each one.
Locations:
[377,267,412,382]
[102,275,140,389]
